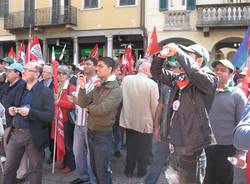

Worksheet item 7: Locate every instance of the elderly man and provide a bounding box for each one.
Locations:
[3,62,54,184]
[41,65,53,89]
[120,62,159,177]
[41,64,54,164]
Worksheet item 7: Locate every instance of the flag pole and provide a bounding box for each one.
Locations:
[52,46,58,174]
[28,24,32,63]
[59,44,66,61]
[52,111,58,174]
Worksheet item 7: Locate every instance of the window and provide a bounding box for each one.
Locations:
[225,0,241,3]
[187,0,195,10]
[84,0,99,9]
[119,0,136,6]
[0,0,8,18]
[159,0,168,11]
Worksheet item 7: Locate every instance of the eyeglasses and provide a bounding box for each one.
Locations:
[23,68,38,73]
[57,72,66,75]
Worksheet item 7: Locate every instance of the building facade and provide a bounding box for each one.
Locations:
[1,0,146,64]
[145,0,250,63]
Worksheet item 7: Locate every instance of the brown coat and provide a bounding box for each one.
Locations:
[78,80,122,131]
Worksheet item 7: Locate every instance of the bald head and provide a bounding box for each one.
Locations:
[138,62,152,77]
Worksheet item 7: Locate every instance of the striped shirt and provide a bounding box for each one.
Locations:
[75,75,98,126]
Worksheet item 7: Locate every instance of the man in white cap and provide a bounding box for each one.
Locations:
[204,60,247,183]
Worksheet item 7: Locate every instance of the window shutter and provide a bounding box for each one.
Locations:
[187,0,196,10]
[159,0,168,12]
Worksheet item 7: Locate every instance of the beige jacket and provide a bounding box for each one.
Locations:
[120,73,159,133]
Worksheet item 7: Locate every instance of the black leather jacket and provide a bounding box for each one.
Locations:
[151,50,218,154]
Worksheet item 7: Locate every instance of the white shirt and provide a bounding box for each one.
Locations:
[75,75,98,126]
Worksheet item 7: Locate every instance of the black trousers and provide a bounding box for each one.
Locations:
[204,145,236,184]
[48,123,54,158]
[63,122,75,169]
[125,129,152,175]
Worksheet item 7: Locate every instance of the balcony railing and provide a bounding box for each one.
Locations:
[164,10,191,30]
[4,6,77,30]
[196,3,250,28]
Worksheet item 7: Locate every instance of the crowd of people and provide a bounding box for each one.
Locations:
[0,42,250,184]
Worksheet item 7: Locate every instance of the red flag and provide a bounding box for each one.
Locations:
[144,26,160,58]
[51,107,65,163]
[89,44,99,59]
[50,46,65,163]
[51,47,58,95]
[30,35,43,61]
[8,47,15,60]
[16,41,25,64]
[121,45,134,77]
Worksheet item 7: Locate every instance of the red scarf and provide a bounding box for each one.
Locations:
[176,80,190,90]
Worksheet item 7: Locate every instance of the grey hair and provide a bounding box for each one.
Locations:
[43,65,52,74]
[32,62,43,75]
[57,65,70,76]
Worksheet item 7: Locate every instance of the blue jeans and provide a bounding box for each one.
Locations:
[112,125,121,152]
[73,126,96,183]
[88,130,112,184]
[144,139,170,184]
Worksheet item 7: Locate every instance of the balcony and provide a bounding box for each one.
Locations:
[4,6,77,30]
[196,3,250,28]
[164,10,191,30]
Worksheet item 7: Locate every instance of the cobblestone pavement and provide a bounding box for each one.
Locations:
[0,148,167,184]
[0,148,246,184]
[29,149,167,184]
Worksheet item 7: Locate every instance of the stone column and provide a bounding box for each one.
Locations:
[106,35,113,57]
[16,41,20,55]
[73,36,79,66]
[42,38,47,63]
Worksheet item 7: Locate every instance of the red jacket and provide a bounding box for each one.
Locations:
[57,84,76,124]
